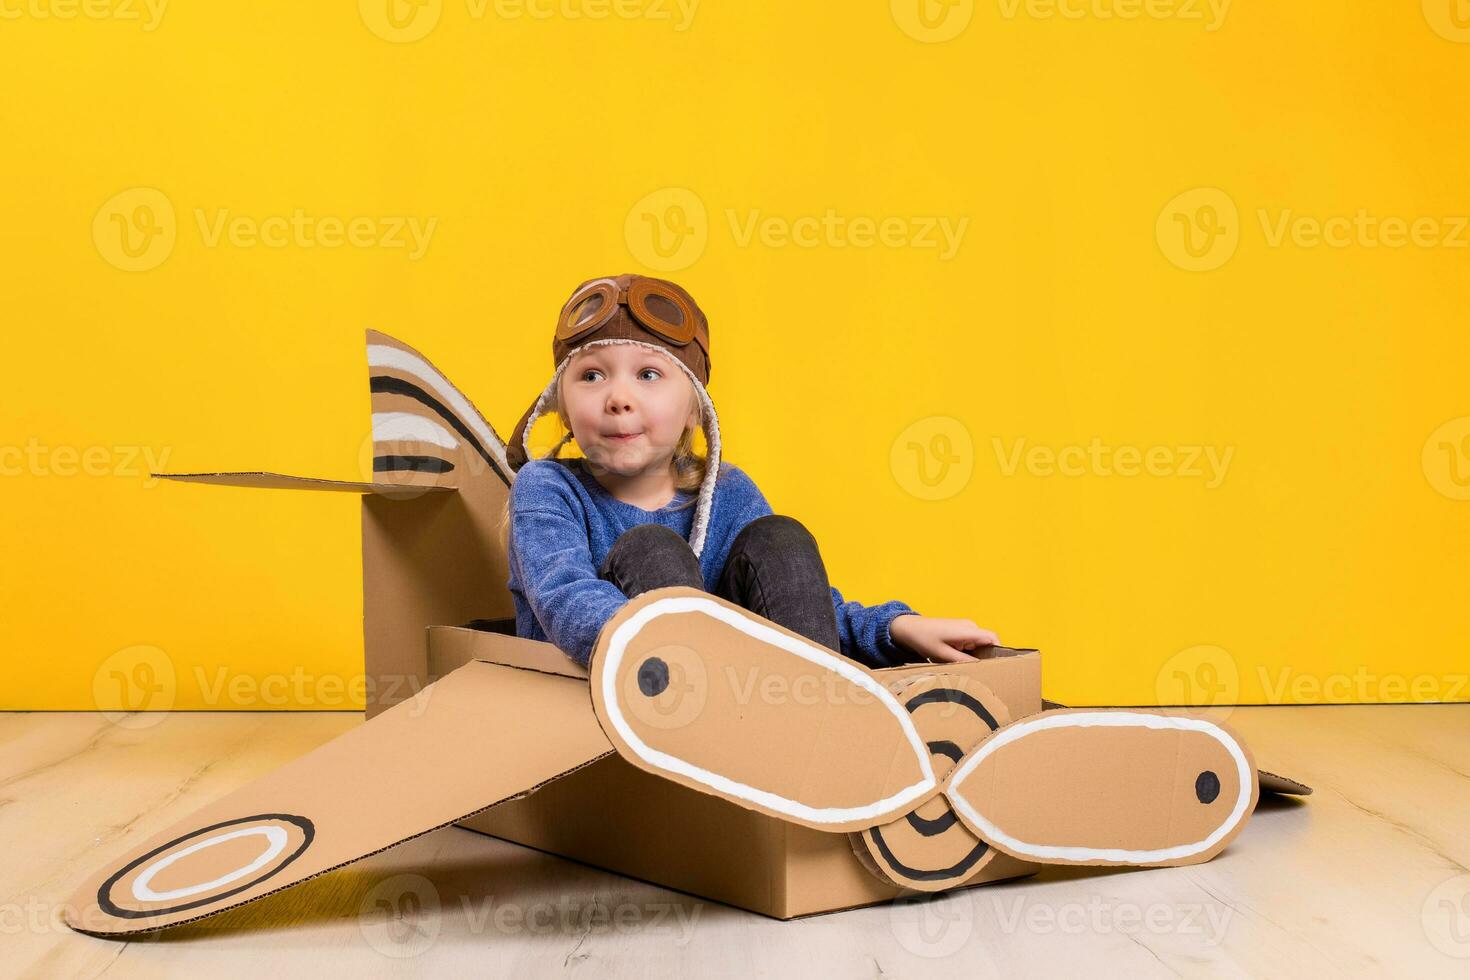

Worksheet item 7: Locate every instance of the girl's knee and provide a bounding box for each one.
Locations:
[602,523,702,592]
[734,513,818,552]
[611,523,694,556]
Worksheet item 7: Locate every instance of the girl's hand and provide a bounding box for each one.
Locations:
[889,614,1000,664]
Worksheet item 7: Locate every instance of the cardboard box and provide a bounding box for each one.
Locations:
[62,330,1310,938]
[428,623,1046,917]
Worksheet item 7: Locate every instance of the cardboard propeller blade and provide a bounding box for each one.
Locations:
[852,674,1012,891]
[588,587,940,833]
[943,709,1259,868]
[65,662,613,937]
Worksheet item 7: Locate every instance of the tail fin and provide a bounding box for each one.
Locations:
[360,330,517,713]
[365,330,513,489]
[144,330,519,716]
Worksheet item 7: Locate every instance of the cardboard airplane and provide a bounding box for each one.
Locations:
[64,330,1312,938]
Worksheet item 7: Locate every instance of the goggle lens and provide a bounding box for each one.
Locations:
[556,279,700,347]
[629,280,697,345]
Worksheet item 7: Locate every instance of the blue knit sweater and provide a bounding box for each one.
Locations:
[507,457,922,669]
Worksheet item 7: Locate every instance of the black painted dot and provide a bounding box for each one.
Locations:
[637,657,670,697]
[1195,770,1221,804]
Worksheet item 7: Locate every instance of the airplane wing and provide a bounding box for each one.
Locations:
[65,661,612,937]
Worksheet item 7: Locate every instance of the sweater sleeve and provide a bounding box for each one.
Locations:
[508,465,629,668]
[830,587,922,670]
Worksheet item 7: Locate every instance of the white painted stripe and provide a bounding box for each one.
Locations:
[131,826,290,902]
[945,711,1253,864]
[367,343,510,478]
[372,411,459,450]
[599,594,936,826]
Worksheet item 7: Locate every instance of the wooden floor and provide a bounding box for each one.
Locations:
[3,704,1468,978]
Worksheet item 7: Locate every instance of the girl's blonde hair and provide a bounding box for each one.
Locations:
[496,379,708,550]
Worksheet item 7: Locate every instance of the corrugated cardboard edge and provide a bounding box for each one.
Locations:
[154,470,456,495]
[1257,768,1313,795]
[429,624,588,681]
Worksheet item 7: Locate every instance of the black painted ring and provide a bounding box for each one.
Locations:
[97,813,315,919]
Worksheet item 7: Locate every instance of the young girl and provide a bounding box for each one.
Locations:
[502,273,1001,669]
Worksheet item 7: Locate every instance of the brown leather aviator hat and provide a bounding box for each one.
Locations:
[506,273,722,556]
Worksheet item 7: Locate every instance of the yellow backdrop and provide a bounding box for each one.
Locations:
[3,1,1467,710]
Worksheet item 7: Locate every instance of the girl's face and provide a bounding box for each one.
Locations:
[560,344,697,477]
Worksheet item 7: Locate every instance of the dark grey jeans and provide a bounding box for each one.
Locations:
[597,514,843,654]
